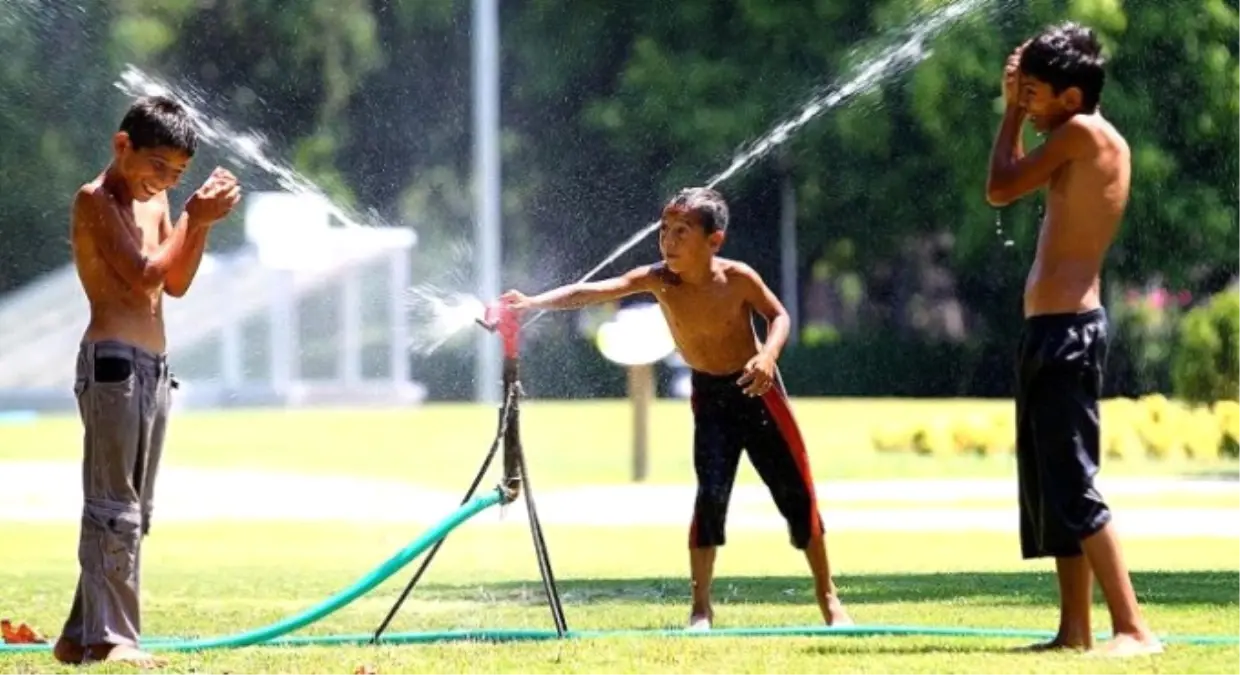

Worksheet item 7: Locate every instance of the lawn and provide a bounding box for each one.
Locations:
[0,519,1235,674]
[1,400,1236,673]
[1,399,1235,487]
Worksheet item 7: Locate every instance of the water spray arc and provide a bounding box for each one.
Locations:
[522,0,989,331]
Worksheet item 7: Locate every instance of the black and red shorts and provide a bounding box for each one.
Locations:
[688,369,824,550]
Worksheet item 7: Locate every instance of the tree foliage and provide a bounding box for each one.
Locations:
[0,0,1234,397]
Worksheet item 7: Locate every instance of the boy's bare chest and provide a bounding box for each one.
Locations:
[117,202,165,254]
[657,284,746,334]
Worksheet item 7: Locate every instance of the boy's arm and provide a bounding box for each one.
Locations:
[986,113,1093,206]
[163,206,212,298]
[73,185,188,290]
[738,265,792,361]
[518,266,657,310]
[165,166,241,297]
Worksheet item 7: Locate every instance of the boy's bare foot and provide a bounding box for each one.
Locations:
[1016,636,1091,652]
[1091,633,1164,657]
[820,593,853,626]
[52,636,84,664]
[687,604,713,631]
[85,643,169,668]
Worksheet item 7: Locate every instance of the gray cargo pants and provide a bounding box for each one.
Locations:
[60,340,172,649]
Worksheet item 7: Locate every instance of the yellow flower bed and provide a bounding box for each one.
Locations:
[870,395,1240,460]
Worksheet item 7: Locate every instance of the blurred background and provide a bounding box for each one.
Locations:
[0,0,1235,421]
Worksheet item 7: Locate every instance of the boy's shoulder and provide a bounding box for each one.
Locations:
[716,257,764,284]
[1057,112,1127,157]
[75,176,105,202]
[647,261,681,286]
[72,178,108,226]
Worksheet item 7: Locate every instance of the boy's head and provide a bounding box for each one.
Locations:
[111,95,198,201]
[1018,22,1106,131]
[658,187,729,273]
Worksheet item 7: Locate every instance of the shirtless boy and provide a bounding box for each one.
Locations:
[985,22,1161,656]
[53,95,241,667]
[499,187,851,630]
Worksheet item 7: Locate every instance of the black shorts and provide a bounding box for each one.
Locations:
[688,369,824,550]
[1016,307,1112,559]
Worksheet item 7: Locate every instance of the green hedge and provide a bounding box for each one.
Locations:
[1172,288,1240,405]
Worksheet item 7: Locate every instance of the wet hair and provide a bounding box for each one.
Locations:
[1019,22,1106,114]
[661,187,730,235]
[118,95,198,156]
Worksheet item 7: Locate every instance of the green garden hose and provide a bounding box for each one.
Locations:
[1,484,1234,655]
[0,488,505,656]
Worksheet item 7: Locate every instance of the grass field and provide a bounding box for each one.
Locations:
[1,400,1236,674]
[2,399,1236,487]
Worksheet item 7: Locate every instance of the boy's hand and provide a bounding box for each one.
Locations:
[186,167,242,226]
[499,289,533,311]
[737,353,777,397]
[1002,40,1029,109]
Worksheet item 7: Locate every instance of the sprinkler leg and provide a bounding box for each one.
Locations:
[370,396,510,644]
[518,449,569,636]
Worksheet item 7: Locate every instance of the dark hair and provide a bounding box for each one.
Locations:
[662,187,730,235]
[1019,22,1106,113]
[118,95,198,156]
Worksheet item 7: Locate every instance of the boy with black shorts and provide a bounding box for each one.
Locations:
[986,22,1161,656]
[53,95,241,667]
[499,187,851,630]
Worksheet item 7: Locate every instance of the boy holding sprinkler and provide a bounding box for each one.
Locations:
[53,95,240,667]
[986,22,1161,656]
[498,187,852,630]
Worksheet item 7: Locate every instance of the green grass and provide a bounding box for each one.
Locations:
[2,401,1236,672]
[2,399,1236,486]
[0,519,1235,674]
[834,492,1240,511]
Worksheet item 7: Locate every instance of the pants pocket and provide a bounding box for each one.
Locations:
[94,357,134,384]
[81,500,141,583]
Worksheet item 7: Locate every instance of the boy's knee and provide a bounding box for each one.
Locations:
[1053,487,1111,539]
[690,498,730,548]
[789,524,822,551]
[689,520,726,548]
[785,506,825,551]
[81,499,141,581]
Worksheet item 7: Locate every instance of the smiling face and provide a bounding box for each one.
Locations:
[1016,22,1106,132]
[109,95,198,202]
[113,132,192,201]
[1020,75,1083,132]
[112,131,190,201]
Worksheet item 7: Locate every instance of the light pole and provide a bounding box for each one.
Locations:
[472,0,502,402]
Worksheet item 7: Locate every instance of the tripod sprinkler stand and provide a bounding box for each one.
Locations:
[371,302,568,644]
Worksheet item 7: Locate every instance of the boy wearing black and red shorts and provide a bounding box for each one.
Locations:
[500,187,851,629]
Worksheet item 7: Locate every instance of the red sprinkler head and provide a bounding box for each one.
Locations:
[476,301,521,359]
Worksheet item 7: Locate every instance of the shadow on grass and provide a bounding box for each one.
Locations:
[407,570,1238,609]
[801,642,1004,656]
